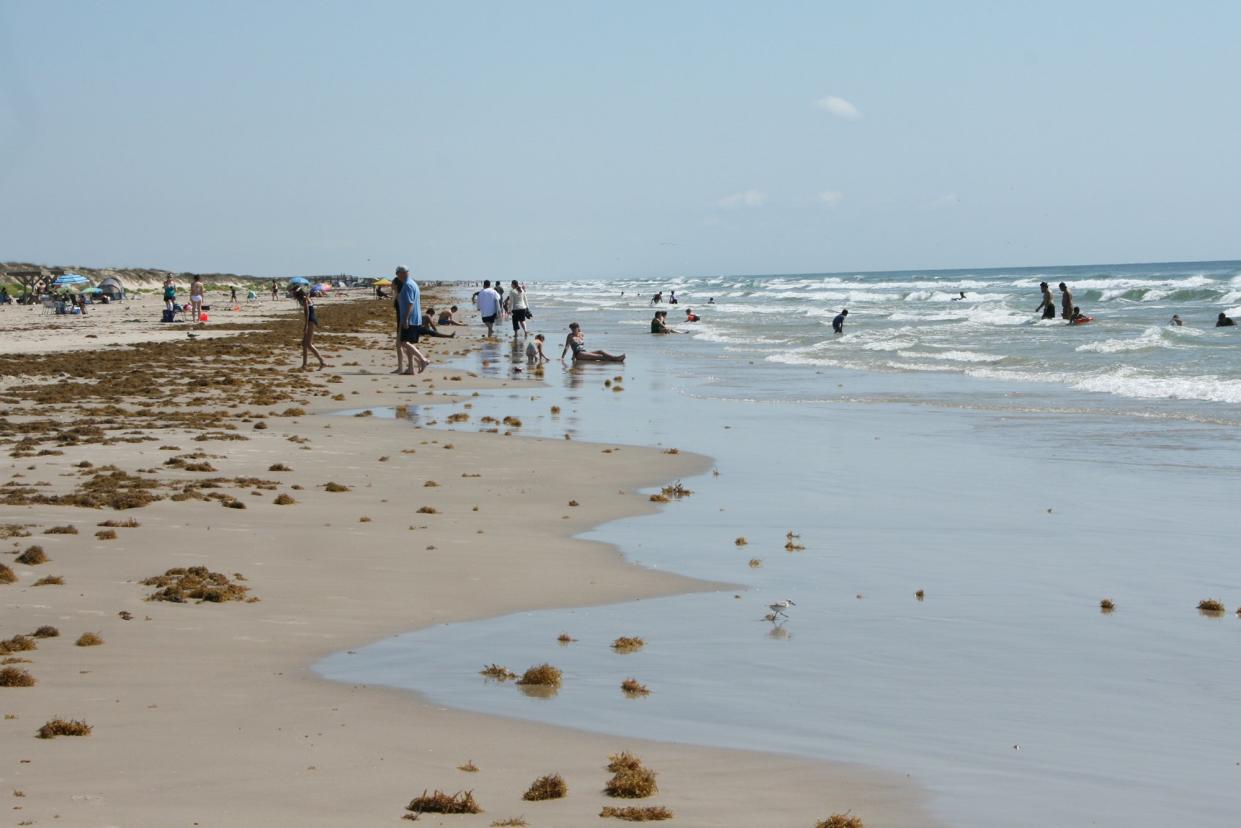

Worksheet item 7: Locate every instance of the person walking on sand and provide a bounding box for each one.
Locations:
[190,276,205,322]
[391,267,409,373]
[397,268,429,374]
[476,279,502,336]
[1035,281,1056,319]
[832,308,849,334]
[271,280,279,301]
[1059,282,1074,320]
[229,285,238,304]
[294,287,327,370]
[561,322,625,362]
[504,280,531,337]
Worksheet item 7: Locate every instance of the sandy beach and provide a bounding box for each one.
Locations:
[0,292,937,827]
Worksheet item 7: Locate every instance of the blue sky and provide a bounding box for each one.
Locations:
[1,1,1238,279]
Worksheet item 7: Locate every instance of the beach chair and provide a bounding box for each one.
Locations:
[41,297,56,315]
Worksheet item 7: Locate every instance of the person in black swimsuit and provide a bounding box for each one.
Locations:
[295,287,327,370]
[1035,282,1056,319]
[560,322,625,362]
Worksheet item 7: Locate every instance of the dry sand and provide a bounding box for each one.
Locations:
[0,293,939,827]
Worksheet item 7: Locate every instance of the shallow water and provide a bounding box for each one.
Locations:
[319,268,1241,827]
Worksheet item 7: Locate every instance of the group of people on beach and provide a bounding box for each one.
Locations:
[1034,281,1091,323]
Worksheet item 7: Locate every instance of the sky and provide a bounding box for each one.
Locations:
[1,0,1239,280]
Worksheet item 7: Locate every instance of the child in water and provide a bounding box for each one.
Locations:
[526,334,549,364]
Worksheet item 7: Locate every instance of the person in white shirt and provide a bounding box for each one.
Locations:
[503,280,531,337]
[476,280,502,336]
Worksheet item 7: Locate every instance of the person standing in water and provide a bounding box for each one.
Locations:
[1035,282,1056,319]
[1217,312,1236,327]
[1059,282,1074,320]
[476,280,502,336]
[1169,314,1184,326]
[504,280,531,337]
[832,308,849,334]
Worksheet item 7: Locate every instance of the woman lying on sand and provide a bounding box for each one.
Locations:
[561,322,625,362]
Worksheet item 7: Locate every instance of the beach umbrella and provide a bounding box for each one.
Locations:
[52,273,89,286]
[289,276,310,286]
[374,278,392,287]
[315,283,332,293]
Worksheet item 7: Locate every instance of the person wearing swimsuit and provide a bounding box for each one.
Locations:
[1035,282,1056,319]
[560,322,625,363]
[296,287,327,370]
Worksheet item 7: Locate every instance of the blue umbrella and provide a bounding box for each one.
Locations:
[289,276,310,286]
[52,273,89,286]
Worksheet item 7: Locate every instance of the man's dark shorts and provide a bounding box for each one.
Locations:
[483,314,497,325]
[400,325,422,344]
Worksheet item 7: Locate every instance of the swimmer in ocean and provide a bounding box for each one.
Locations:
[1217,312,1236,327]
[832,308,848,334]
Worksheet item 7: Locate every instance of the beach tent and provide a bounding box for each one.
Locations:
[98,276,125,301]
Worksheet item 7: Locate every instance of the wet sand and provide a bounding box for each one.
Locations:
[0,293,938,826]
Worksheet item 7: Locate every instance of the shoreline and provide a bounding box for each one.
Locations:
[0,294,941,827]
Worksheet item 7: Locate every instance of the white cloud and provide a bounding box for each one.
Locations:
[815,95,861,120]
[927,192,959,209]
[715,189,767,209]
[817,190,844,207]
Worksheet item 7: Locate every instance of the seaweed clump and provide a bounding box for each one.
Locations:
[659,482,692,499]
[604,754,657,799]
[16,545,48,565]
[611,636,645,653]
[142,566,253,603]
[621,678,651,697]
[480,664,518,681]
[0,666,36,686]
[600,806,673,821]
[1197,598,1226,615]
[816,815,864,828]
[44,525,78,535]
[0,563,15,584]
[516,663,562,687]
[36,719,92,738]
[522,773,567,801]
[76,632,104,647]
[405,789,482,815]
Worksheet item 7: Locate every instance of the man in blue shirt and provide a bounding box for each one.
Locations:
[832,308,849,334]
[396,266,429,374]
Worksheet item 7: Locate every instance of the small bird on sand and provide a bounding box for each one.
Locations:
[187,332,199,339]
[768,599,796,618]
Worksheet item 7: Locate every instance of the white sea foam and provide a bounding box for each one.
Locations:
[899,349,1004,363]
[862,339,918,352]
[1075,326,1177,354]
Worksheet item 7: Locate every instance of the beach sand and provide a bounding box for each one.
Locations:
[0,293,937,826]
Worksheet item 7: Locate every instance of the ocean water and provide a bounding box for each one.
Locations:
[318,261,1241,827]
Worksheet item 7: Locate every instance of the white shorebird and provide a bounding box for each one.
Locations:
[768,599,796,619]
